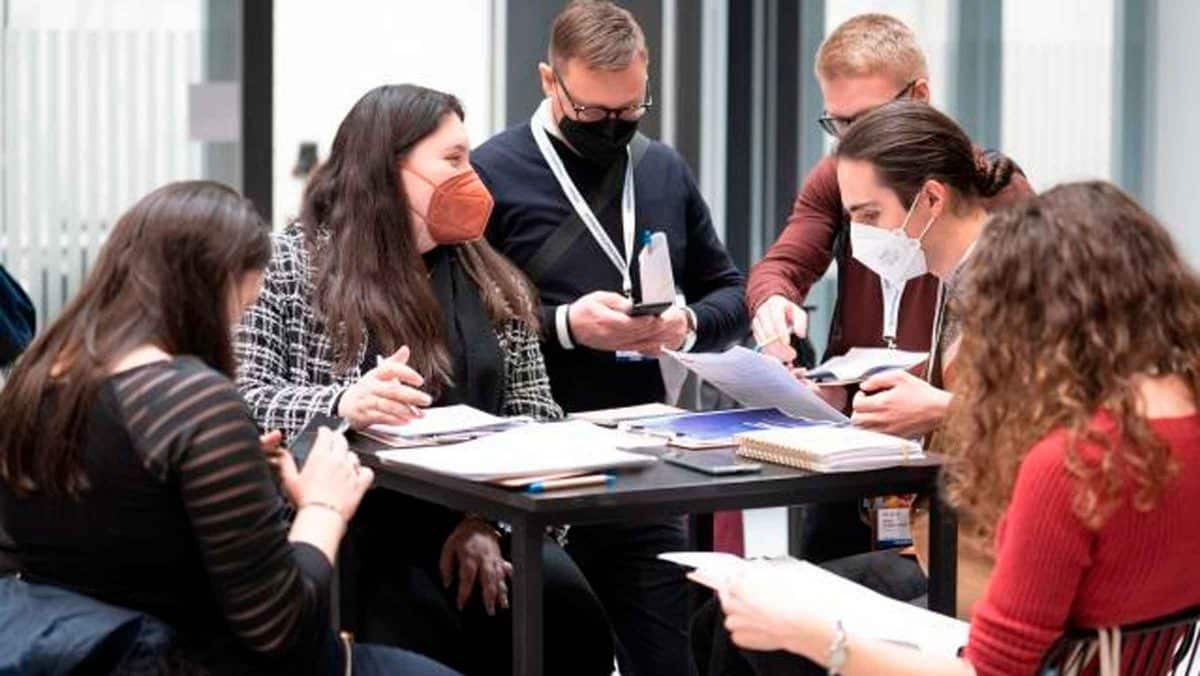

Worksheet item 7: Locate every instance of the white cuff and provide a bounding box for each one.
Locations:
[680,306,699,352]
[556,304,576,350]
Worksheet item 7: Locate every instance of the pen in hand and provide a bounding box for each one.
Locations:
[753,333,789,354]
[376,354,425,419]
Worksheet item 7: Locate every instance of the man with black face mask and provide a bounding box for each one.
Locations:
[472,2,748,674]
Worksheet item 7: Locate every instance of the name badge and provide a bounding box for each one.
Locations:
[874,495,914,548]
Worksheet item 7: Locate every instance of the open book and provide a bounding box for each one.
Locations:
[806,347,929,386]
[660,552,968,657]
[735,425,923,471]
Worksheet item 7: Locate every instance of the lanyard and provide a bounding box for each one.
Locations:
[880,279,904,349]
[530,108,636,296]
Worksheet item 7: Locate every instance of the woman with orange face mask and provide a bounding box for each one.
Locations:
[235,84,614,676]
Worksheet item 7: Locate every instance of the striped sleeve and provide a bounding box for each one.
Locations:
[117,361,330,660]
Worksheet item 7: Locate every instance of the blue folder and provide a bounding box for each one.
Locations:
[625,408,828,448]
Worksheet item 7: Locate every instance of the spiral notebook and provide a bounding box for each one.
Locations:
[734,425,923,472]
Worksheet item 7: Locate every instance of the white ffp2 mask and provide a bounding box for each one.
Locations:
[848,192,937,287]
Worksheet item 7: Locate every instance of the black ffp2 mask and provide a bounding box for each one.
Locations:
[559,116,639,165]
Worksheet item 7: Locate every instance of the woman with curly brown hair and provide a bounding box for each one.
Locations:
[714,181,1200,675]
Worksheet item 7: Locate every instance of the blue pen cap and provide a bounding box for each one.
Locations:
[641,230,653,247]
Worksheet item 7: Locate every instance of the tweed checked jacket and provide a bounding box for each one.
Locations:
[235,226,564,442]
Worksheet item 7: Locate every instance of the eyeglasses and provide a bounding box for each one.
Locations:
[817,80,918,138]
[554,70,653,123]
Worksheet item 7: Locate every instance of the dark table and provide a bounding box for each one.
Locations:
[294,418,956,676]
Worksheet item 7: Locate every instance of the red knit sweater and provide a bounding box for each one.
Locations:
[964,412,1200,675]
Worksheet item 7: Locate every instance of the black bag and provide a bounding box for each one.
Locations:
[0,264,36,366]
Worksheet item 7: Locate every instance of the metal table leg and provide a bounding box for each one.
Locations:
[511,516,544,676]
[927,486,959,616]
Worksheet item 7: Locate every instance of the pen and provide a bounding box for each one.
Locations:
[377,355,423,417]
[755,306,816,352]
[753,334,789,353]
[527,474,616,493]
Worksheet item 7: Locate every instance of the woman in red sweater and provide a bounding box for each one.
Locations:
[716,180,1200,675]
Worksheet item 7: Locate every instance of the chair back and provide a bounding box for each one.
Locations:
[1038,605,1200,676]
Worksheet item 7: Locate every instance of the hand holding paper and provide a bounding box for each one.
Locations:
[662,552,969,657]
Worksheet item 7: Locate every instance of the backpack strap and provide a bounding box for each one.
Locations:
[523,132,652,285]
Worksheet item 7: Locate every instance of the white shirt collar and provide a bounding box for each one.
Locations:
[535,98,567,142]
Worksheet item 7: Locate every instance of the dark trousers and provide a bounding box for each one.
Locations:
[566,517,692,676]
[690,549,926,676]
[319,633,462,676]
[796,501,873,563]
[343,491,614,676]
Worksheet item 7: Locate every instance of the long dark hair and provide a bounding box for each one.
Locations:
[298,84,537,393]
[0,181,271,497]
[835,100,1015,211]
[944,181,1198,550]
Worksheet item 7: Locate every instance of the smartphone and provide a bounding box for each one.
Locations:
[662,450,762,475]
[630,301,673,317]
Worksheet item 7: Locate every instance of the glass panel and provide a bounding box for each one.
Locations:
[1,0,234,325]
[272,1,493,227]
[1001,0,1116,190]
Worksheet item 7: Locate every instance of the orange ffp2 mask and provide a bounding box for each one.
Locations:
[405,167,495,244]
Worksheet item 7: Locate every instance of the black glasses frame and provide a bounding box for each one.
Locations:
[553,69,654,123]
[817,79,918,138]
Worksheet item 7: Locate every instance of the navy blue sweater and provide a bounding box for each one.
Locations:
[473,121,748,412]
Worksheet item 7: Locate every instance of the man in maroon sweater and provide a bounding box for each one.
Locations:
[746,14,1032,562]
[748,14,1031,373]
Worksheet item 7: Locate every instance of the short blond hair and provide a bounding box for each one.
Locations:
[549,0,648,71]
[816,14,927,84]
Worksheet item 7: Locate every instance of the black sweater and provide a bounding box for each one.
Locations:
[0,358,331,674]
[473,122,748,412]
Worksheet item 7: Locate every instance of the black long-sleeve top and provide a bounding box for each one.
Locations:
[0,357,331,674]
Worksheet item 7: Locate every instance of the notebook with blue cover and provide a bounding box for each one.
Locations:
[624,408,828,449]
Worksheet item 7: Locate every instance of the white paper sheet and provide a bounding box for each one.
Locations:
[807,347,929,384]
[570,403,686,427]
[661,553,969,657]
[366,404,508,439]
[376,420,658,481]
[662,347,849,423]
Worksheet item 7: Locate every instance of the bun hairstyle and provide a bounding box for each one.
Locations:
[835,100,1016,210]
[974,149,1016,199]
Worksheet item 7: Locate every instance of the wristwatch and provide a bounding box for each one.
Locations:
[827,620,848,675]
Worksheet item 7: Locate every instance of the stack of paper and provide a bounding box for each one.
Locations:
[360,405,519,447]
[806,347,928,385]
[376,420,658,481]
[661,347,848,423]
[735,425,923,472]
[660,552,968,657]
[569,403,686,428]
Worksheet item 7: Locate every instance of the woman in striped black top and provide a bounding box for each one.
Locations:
[0,181,459,675]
